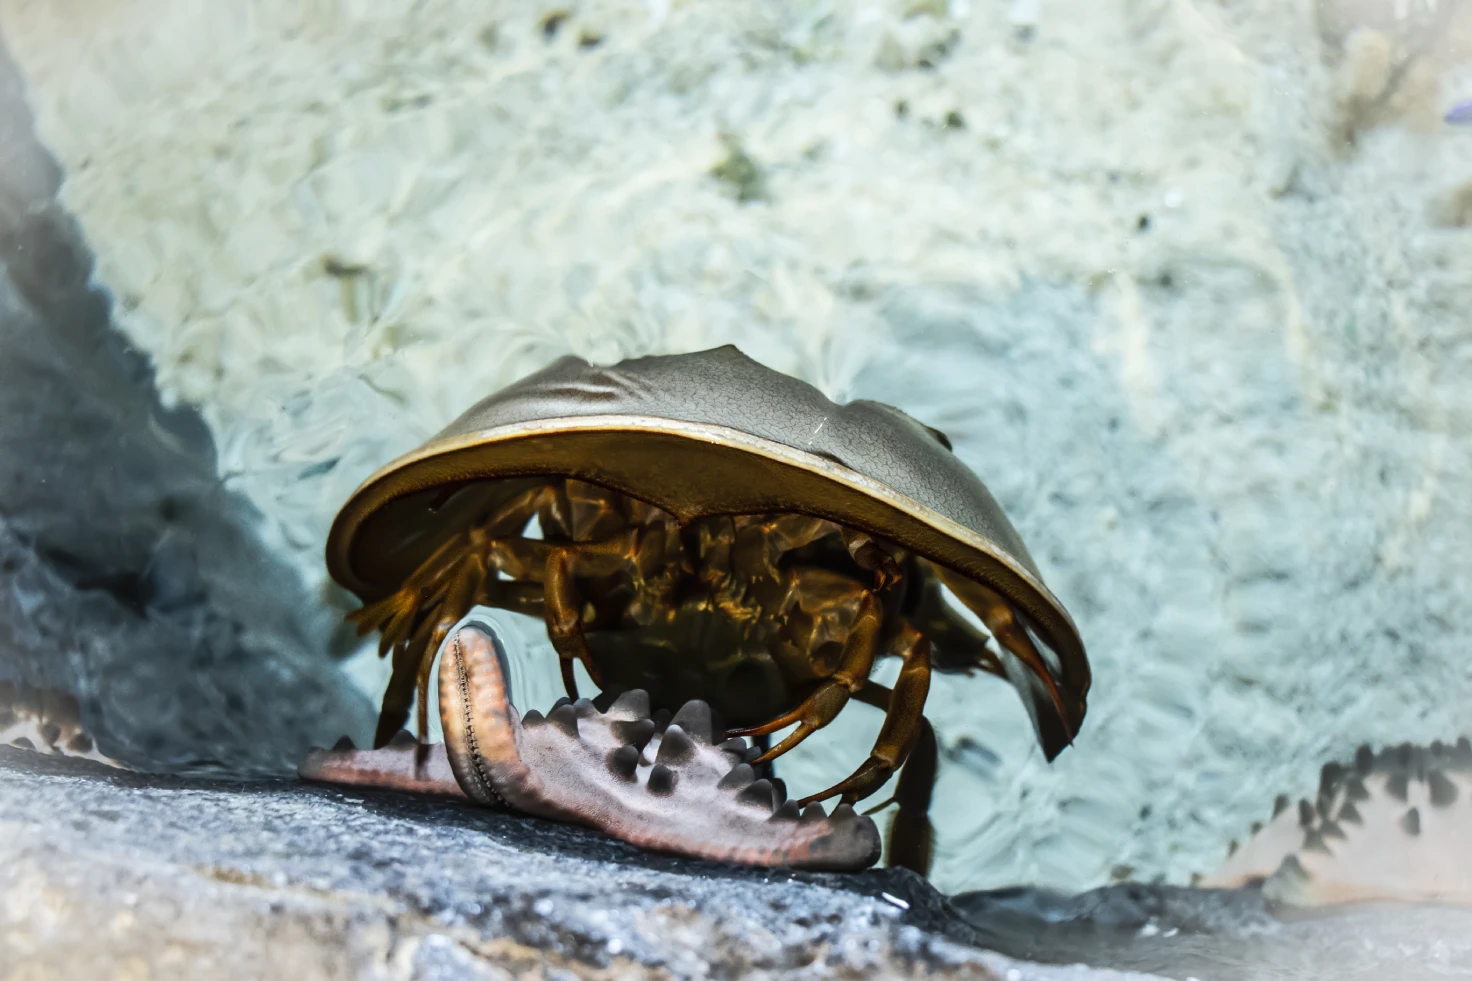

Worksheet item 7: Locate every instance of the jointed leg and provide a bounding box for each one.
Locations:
[544,528,642,699]
[796,621,932,807]
[841,528,903,590]
[349,483,555,660]
[855,681,937,876]
[414,552,487,746]
[479,578,545,618]
[729,514,841,584]
[373,550,487,748]
[726,591,882,762]
[358,505,637,748]
[908,560,1004,677]
[930,563,1075,750]
[360,484,560,749]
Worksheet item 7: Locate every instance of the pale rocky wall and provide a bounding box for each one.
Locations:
[0,27,374,774]
[1,0,1469,893]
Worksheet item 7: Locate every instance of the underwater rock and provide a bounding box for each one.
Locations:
[951,880,1472,980]
[0,748,1165,981]
[0,32,373,774]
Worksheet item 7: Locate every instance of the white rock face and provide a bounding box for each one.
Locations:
[3,0,1470,893]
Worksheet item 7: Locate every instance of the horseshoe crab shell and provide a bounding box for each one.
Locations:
[325,345,1090,756]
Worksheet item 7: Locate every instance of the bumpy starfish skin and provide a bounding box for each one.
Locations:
[302,624,881,871]
[0,680,128,768]
[1202,739,1472,906]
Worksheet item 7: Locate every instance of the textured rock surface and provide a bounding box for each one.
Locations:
[0,29,374,773]
[2,0,1472,894]
[0,748,1166,981]
[951,883,1472,979]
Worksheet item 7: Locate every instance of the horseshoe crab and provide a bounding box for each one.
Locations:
[325,344,1090,872]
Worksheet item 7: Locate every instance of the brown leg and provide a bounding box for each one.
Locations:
[351,484,555,675]
[478,578,545,618]
[930,563,1076,756]
[373,540,554,748]
[544,528,642,699]
[902,559,1009,680]
[727,591,882,762]
[360,490,557,750]
[855,681,937,876]
[372,551,488,749]
[413,552,487,746]
[796,620,932,807]
[360,514,635,749]
[729,514,841,584]
[841,528,903,590]
[346,529,466,657]
[375,605,440,748]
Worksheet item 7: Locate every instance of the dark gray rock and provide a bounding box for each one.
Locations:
[0,31,373,774]
[0,749,1165,980]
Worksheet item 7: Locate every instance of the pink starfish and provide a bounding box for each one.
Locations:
[300,622,881,871]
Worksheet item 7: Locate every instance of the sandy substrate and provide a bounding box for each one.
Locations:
[1,0,1470,894]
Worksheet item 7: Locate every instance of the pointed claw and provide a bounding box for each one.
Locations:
[797,757,894,807]
[752,723,817,765]
[770,800,800,823]
[861,794,898,816]
[726,716,792,739]
[377,609,415,659]
[800,803,827,824]
[332,736,356,751]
